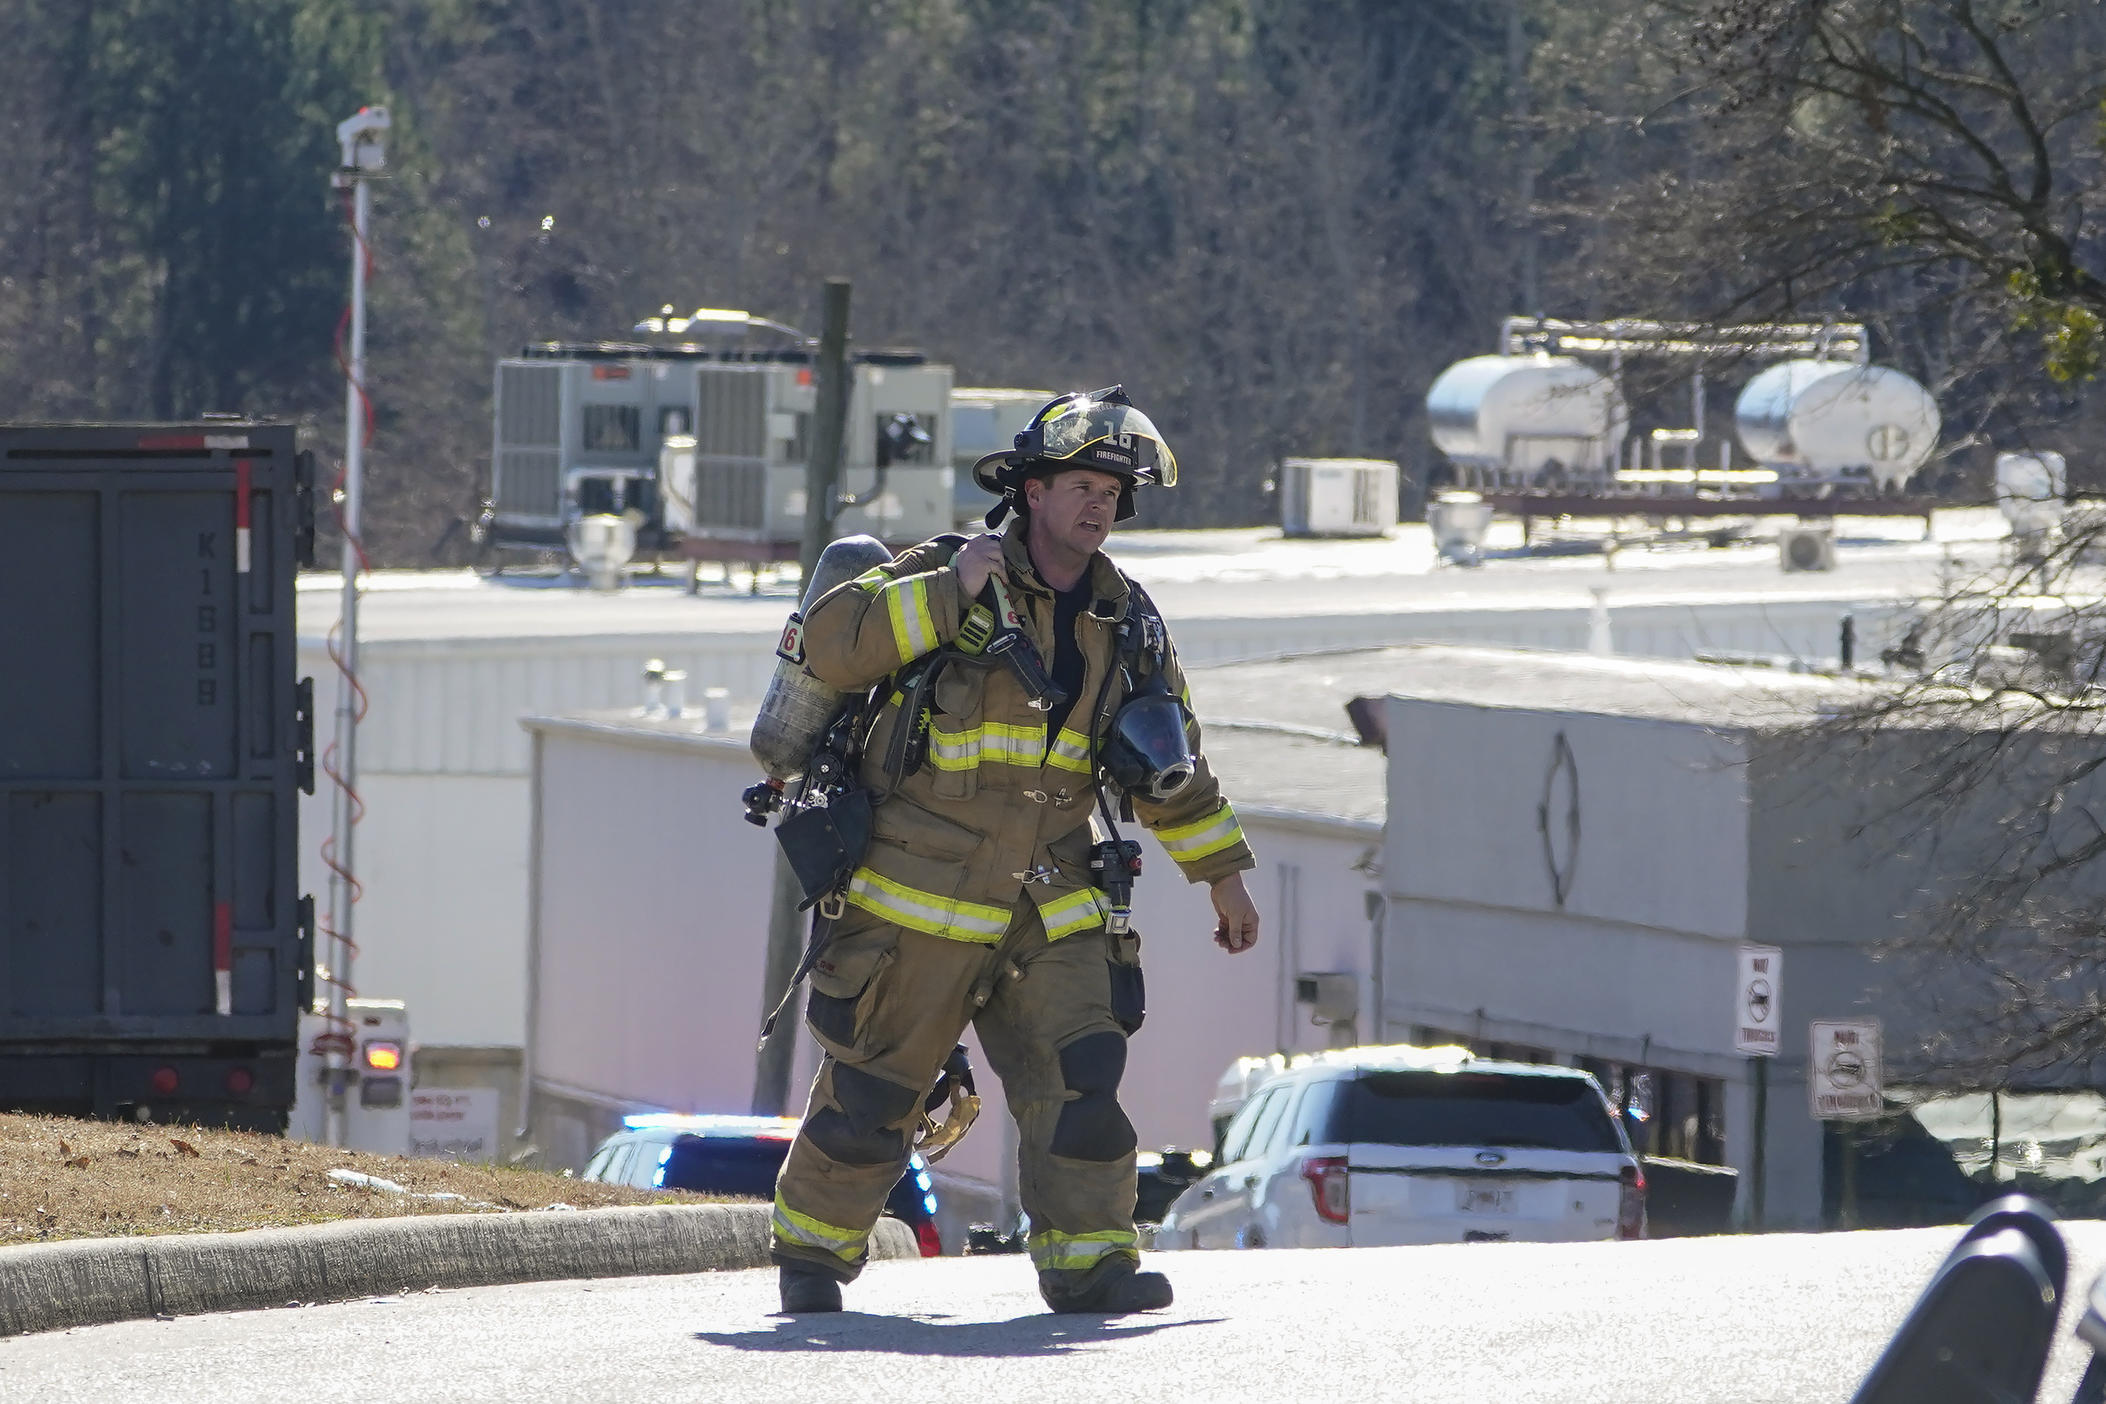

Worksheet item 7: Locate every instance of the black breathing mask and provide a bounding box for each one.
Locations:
[1100,672,1196,801]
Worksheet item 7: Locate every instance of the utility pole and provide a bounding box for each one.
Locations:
[799,279,854,583]
[324,106,388,1147]
[1507,0,1539,315]
[753,278,853,1116]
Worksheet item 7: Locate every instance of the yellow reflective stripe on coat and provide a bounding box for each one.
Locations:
[845,868,1011,942]
[1046,728,1093,774]
[1157,801,1245,866]
[1028,1227,1138,1273]
[927,719,1047,772]
[1035,886,1109,941]
[772,1194,868,1263]
[882,575,939,663]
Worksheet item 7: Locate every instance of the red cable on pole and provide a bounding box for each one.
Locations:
[311,183,378,1065]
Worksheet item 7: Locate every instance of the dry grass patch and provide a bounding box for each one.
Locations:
[0,1113,731,1244]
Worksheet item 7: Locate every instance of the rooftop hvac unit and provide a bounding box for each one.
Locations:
[950,387,1053,528]
[1280,458,1397,537]
[658,360,957,554]
[489,343,954,560]
[1779,524,1837,573]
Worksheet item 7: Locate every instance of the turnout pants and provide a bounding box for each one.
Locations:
[771,897,1141,1301]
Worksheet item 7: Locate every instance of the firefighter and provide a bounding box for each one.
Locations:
[771,386,1260,1315]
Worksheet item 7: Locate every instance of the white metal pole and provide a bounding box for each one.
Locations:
[324,172,371,1147]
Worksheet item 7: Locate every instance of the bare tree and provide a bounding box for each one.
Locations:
[1538,0,2106,489]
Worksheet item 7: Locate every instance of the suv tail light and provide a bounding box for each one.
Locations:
[1302,1155,1350,1225]
[1617,1163,1647,1240]
[913,1219,943,1257]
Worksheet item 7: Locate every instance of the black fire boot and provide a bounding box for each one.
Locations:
[777,1264,844,1314]
[1042,1256,1174,1314]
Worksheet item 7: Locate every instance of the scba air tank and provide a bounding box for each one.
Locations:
[750,534,896,781]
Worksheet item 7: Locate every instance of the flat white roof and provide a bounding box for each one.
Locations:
[299,509,2008,645]
[1192,643,1857,732]
[524,639,1851,836]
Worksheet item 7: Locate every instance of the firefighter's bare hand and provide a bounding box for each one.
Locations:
[953,533,1004,598]
[1210,873,1260,953]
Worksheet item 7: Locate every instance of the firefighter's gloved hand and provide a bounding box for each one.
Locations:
[1210,872,1260,953]
[953,533,1004,598]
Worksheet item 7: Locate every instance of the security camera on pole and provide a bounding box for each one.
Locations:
[323,105,388,1147]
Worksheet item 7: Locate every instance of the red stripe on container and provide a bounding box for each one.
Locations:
[235,460,252,527]
[213,902,233,974]
[137,434,206,449]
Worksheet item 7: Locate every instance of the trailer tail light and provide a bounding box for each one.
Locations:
[1618,1163,1648,1240]
[914,1219,943,1258]
[1302,1155,1350,1225]
[363,1041,402,1072]
[150,1066,180,1096]
[225,1066,255,1096]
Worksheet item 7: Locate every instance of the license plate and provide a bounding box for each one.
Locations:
[1456,1184,1515,1214]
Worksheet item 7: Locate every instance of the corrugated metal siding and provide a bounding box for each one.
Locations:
[696,459,768,530]
[298,635,783,776]
[495,363,564,519]
[696,369,768,457]
[300,598,1875,778]
[495,449,561,518]
[498,363,562,445]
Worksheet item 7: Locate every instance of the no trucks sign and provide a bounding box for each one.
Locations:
[1734,945,1783,1057]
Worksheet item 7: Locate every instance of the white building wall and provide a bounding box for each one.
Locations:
[519,718,1376,1219]
[1119,816,1384,1155]
[1387,701,1750,940]
[1378,696,1851,1227]
[294,593,1868,1064]
[297,774,530,1049]
[527,725,815,1120]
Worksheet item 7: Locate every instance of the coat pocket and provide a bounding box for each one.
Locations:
[926,670,985,802]
[806,924,898,1061]
[874,794,985,862]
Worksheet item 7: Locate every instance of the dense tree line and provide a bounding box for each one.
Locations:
[1,0,2101,563]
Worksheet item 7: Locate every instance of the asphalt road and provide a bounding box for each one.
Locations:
[10,1224,2106,1403]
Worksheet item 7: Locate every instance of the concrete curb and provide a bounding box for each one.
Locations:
[0,1204,918,1336]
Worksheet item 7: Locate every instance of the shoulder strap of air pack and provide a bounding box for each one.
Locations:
[1118,571,1170,682]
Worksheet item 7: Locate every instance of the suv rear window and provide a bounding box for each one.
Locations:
[1329,1072,1622,1153]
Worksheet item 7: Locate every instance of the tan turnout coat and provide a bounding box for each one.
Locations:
[800,530,1253,943]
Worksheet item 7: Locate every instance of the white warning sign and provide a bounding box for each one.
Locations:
[1809,1019,1883,1120]
[1734,945,1783,1057]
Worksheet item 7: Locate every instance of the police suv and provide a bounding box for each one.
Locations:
[1153,1045,1645,1250]
[581,1113,945,1257]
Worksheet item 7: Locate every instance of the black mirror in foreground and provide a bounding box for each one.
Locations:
[1849,1195,2066,1404]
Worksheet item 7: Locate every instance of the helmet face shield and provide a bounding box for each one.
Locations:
[1034,395,1179,487]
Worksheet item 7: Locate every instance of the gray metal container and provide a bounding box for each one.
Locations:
[750,535,897,780]
[0,422,312,1130]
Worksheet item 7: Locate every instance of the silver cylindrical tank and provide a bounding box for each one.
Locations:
[750,534,897,780]
[1425,354,1627,476]
[1734,360,1940,490]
